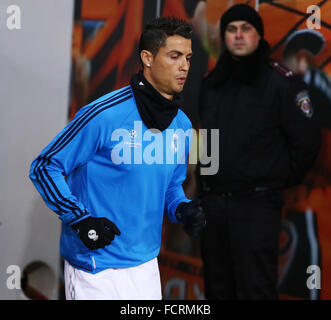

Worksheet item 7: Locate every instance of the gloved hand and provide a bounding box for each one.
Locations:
[175,200,206,236]
[72,217,121,250]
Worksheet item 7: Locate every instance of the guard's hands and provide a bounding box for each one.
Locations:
[72,217,121,250]
[175,200,206,236]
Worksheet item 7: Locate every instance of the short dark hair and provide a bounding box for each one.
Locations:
[139,16,192,61]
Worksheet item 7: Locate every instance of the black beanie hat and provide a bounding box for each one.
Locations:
[220,4,264,40]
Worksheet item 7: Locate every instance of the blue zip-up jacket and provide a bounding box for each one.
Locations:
[29,86,192,273]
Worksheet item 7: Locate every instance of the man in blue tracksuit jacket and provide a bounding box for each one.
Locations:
[29,17,205,300]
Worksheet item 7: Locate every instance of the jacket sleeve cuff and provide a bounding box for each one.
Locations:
[59,211,91,226]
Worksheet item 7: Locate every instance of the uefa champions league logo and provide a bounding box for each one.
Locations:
[129,130,138,147]
[129,130,137,139]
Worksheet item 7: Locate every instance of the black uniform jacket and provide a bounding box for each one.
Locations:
[199,47,321,194]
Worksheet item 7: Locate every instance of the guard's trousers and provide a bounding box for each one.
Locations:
[200,190,282,300]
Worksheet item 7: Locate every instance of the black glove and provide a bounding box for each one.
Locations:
[72,217,121,250]
[175,200,206,236]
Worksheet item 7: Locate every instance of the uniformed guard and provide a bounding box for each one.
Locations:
[198,4,321,300]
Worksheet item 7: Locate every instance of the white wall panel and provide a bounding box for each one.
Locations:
[0,0,74,299]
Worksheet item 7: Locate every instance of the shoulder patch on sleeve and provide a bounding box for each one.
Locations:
[269,60,295,78]
[295,90,313,118]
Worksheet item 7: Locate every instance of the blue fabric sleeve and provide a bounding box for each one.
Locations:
[29,106,108,226]
[165,123,193,223]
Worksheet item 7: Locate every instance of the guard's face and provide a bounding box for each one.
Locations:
[142,35,192,100]
[225,21,261,57]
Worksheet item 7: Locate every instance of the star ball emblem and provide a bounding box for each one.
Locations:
[129,130,137,139]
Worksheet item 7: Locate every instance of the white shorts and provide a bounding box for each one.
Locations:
[64,258,162,300]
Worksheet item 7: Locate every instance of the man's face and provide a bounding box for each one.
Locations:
[143,35,193,100]
[224,21,261,57]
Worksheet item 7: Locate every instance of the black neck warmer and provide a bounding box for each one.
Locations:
[130,71,181,131]
[208,39,271,87]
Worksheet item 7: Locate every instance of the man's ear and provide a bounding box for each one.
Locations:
[297,51,311,76]
[140,50,153,68]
